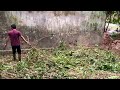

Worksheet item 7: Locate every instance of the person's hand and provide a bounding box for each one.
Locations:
[28,42,32,48]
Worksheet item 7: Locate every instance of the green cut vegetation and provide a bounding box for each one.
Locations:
[0,45,120,79]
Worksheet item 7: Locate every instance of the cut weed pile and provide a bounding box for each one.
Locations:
[0,45,120,79]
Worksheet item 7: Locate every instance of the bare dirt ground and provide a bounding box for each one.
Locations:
[99,32,120,56]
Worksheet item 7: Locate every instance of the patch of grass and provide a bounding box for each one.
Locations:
[111,33,120,40]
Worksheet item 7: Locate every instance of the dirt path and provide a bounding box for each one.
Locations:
[99,42,120,55]
[100,33,120,56]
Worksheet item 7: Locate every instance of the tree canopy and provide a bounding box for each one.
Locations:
[105,11,120,24]
[104,11,120,31]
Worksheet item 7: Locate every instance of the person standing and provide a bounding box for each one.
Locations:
[4,24,31,61]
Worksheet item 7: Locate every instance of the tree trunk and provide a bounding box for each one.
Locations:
[106,14,112,32]
[118,12,120,25]
[103,14,107,32]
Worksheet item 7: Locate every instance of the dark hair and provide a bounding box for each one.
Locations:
[11,24,16,29]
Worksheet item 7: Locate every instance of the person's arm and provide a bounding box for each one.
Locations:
[20,35,31,46]
[4,36,9,49]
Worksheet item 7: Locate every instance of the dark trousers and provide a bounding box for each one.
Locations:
[12,45,21,54]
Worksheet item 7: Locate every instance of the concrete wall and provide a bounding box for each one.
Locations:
[0,11,106,49]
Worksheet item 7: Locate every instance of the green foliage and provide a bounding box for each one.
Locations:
[97,63,120,72]
[57,41,67,51]
[26,48,39,62]
[0,46,120,79]
[111,33,120,40]
[106,11,120,24]
[16,60,29,71]
[0,62,5,71]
